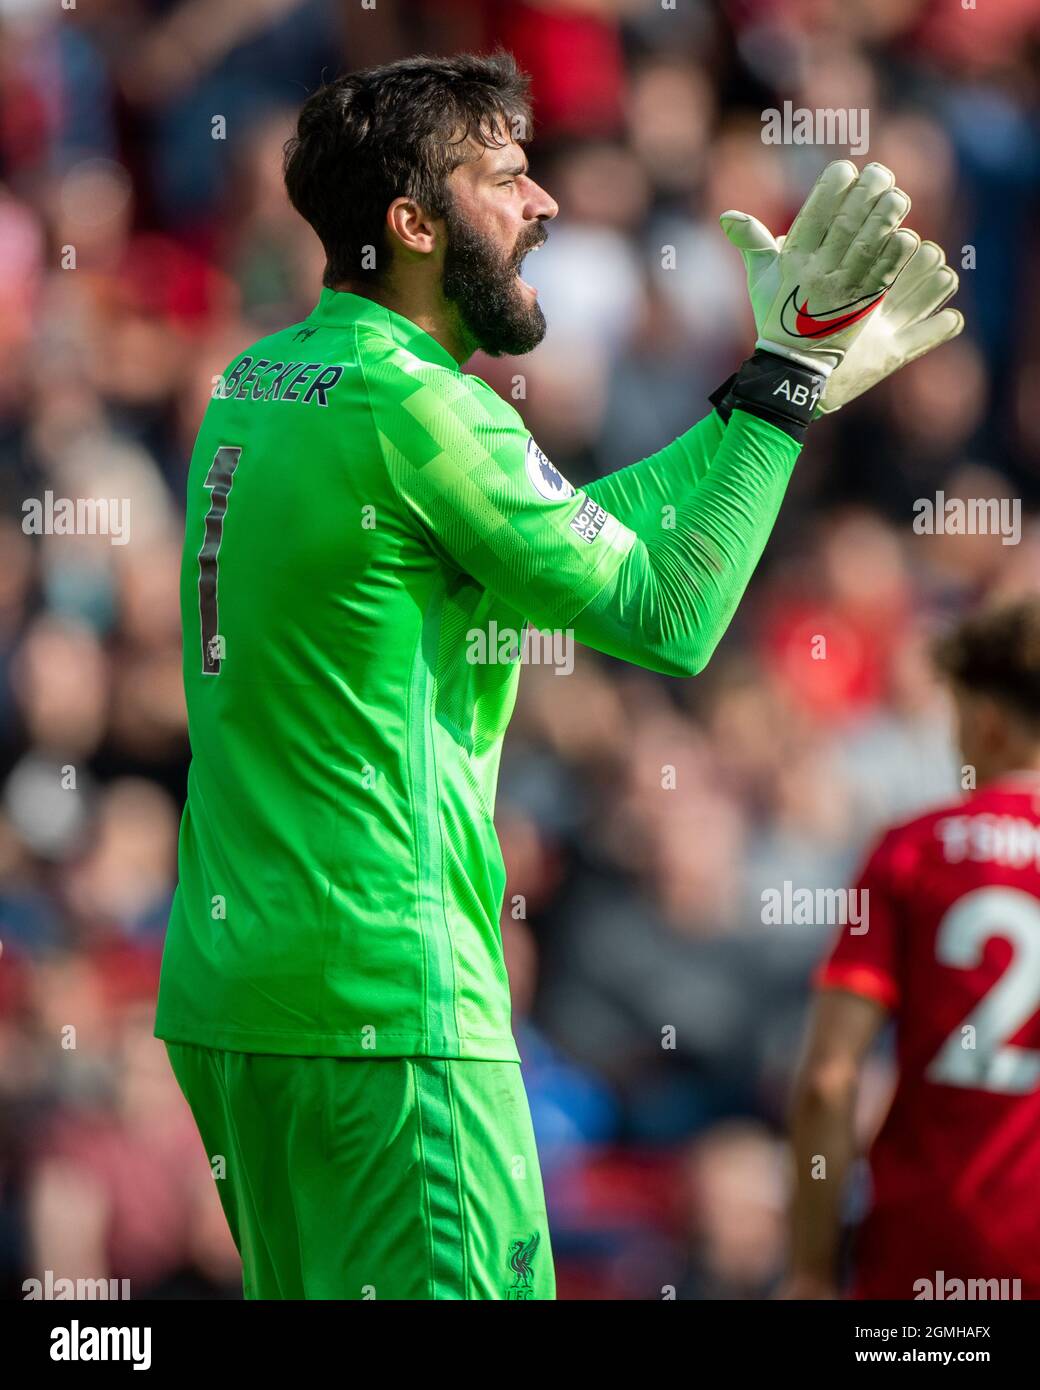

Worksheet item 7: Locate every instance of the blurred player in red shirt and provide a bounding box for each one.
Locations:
[786,598,1040,1300]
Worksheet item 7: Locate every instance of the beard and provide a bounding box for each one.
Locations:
[441,203,547,357]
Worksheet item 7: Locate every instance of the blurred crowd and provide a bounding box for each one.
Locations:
[1,0,1038,1301]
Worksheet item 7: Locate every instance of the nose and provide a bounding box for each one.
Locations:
[526,178,559,224]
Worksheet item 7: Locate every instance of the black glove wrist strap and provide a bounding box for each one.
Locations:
[709,350,825,443]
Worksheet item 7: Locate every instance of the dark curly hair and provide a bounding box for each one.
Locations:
[283,50,533,289]
[934,597,1040,732]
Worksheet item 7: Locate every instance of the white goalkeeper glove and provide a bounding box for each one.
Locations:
[815,238,963,412]
[721,160,921,379]
[721,193,963,412]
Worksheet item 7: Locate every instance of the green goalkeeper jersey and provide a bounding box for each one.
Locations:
[155,289,640,1061]
[155,288,799,1060]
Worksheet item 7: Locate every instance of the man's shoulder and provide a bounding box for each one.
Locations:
[206,318,351,410]
[861,785,1040,894]
[355,323,453,384]
[861,797,968,883]
[360,340,524,431]
[218,318,317,373]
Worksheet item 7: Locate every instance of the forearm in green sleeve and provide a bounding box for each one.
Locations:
[582,410,726,532]
[569,409,800,677]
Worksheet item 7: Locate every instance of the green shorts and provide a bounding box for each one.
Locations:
[165,1044,555,1301]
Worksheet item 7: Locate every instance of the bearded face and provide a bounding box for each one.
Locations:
[440,197,548,358]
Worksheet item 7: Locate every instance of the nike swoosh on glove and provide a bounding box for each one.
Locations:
[721,194,963,411]
[720,160,920,378]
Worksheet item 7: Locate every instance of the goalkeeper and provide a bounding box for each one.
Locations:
[154,51,962,1301]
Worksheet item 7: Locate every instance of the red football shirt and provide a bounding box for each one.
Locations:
[817,774,1040,1299]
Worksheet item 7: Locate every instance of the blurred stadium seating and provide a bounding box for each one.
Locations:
[0,0,1037,1300]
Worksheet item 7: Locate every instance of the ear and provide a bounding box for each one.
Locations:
[975,694,1008,756]
[386,197,439,258]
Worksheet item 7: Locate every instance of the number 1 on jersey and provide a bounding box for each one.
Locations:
[198,445,242,675]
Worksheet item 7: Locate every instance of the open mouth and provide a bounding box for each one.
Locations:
[516,240,543,293]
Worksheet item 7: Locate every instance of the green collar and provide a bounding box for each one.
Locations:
[307,288,460,371]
